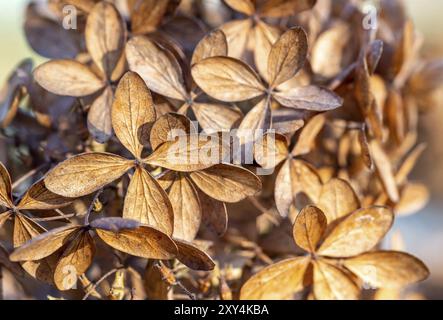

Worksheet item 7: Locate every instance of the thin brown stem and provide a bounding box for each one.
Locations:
[82,267,124,300]
[84,189,103,225]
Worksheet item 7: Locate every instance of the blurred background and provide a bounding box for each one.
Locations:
[1,0,443,299]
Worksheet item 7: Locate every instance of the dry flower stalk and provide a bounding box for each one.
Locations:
[0,0,442,300]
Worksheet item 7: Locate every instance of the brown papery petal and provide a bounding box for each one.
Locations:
[0,211,12,229]
[191,29,228,66]
[123,167,174,236]
[190,164,262,203]
[34,60,105,97]
[44,153,134,198]
[313,260,360,300]
[254,21,281,84]
[274,86,343,111]
[145,134,225,172]
[95,226,177,260]
[0,162,13,208]
[292,113,326,157]
[369,140,400,203]
[150,113,193,151]
[275,159,322,217]
[254,132,288,169]
[293,206,327,253]
[131,0,170,35]
[317,207,394,258]
[240,257,310,300]
[112,72,156,158]
[191,56,265,102]
[316,179,360,223]
[87,86,114,144]
[85,2,126,79]
[126,36,188,100]
[395,183,429,216]
[192,103,242,134]
[224,0,256,15]
[259,0,317,18]
[311,22,351,79]
[237,98,272,146]
[198,189,228,237]
[10,225,80,262]
[174,239,215,271]
[220,19,252,59]
[268,27,308,88]
[343,251,429,288]
[169,174,201,242]
[53,230,95,291]
[17,179,73,211]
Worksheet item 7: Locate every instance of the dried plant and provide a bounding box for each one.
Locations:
[0,0,442,300]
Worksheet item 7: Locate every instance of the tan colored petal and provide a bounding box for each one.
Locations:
[344,251,429,288]
[220,19,252,59]
[87,86,113,143]
[237,98,272,145]
[17,180,73,211]
[53,230,95,291]
[254,21,280,83]
[254,132,288,169]
[169,174,201,242]
[191,29,228,66]
[145,134,225,172]
[274,86,343,111]
[44,153,134,198]
[126,36,188,100]
[85,1,126,79]
[311,22,352,79]
[292,113,326,157]
[293,206,327,253]
[95,225,177,260]
[224,0,255,15]
[175,239,215,271]
[259,0,317,18]
[240,257,310,300]
[0,162,13,208]
[318,207,394,258]
[268,27,308,88]
[275,159,322,217]
[131,0,171,35]
[313,260,360,300]
[34,60,104,97]
[0,211,12,229]
[192,103,242,134]
[112,72,156,158]
[369,140,400,203]
[395,183,429,216]
[150,113,193,151]
[123,167,174,236]
[190,164,262,203]
[198,189,228,237]
[316,179,360,223]
[191,56,265,102]
[10,225,80,261]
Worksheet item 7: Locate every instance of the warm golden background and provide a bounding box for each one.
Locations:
[1,0,443,298]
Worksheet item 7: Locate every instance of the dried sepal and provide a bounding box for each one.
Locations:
[317,207,394,258]
[34,60,105,97]
[44,153,134,198]
[293,206,327,252]
[174,239,215,271]
[240,257,310,300]
[95,225,177,260]
[123,167,174,236]
[112,72,156,158]
[191,56,265,102]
